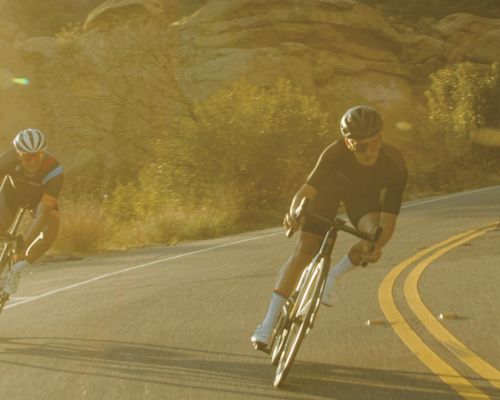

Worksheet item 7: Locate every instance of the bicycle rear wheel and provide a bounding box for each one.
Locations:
[273,257,326,388]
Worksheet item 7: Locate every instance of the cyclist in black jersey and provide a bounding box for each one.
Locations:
[251,105,408,348]
[0,129,63,295]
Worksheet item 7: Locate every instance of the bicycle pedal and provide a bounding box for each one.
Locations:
[253,342,271,354]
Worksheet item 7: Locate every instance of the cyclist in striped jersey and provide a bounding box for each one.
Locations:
[0,129,63,295]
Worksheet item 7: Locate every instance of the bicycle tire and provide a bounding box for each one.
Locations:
[306,258,330,331]
[273,257,326,387]
[271,262,314,367]
[270,311,286,365]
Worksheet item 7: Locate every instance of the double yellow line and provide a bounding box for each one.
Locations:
[379,222,500,399]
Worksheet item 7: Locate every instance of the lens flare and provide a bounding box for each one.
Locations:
[12,78,30,86]
[396,121,413,131]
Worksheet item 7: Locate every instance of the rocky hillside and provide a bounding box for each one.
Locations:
[1,0,499,191]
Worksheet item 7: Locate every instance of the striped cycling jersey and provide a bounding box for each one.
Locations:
[0,149,64,208]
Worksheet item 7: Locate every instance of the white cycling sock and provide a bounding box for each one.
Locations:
[12,260,31,274]
[262,292,287,328]
[325,255,355,289]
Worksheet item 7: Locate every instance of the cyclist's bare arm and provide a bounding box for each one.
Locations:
[284,184,318,231]
[377,212,397,249]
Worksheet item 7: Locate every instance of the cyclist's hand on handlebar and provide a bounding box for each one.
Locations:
[363,246,382,264]
[352,240,382,265]
[283,212,303,233]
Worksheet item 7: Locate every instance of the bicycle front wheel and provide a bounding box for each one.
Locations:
[270,310,286,366]
[270,297,295,366]
[273,257,326,388]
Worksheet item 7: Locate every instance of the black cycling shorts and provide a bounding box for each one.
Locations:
[301,173,381,237]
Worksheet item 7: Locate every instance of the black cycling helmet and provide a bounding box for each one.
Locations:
[340,105,383,140]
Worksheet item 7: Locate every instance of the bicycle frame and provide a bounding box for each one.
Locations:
[273,200,382,387]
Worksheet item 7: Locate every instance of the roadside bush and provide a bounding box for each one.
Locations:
[425,62,500,158]
[104,79,330,243]
[53,198,105,253]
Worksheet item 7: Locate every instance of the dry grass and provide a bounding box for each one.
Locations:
[52,198,105,254]
[102,202,242,249]
[48,163,500,256]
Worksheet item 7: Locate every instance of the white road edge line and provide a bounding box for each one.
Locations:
[5,231,281,310]
[402,186,498,209]
[5,185,499,311]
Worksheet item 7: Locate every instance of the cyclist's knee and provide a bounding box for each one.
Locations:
[347,248,362,266]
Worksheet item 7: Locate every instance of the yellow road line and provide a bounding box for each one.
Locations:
[379,229,491,399]
[405,223,500,389]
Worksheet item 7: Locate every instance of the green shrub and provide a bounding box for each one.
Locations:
[53,198,105,253]
[104,79,330,243]
[425,62,500,158]
[161,79,330,208]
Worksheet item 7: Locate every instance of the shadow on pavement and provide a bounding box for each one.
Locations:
[0,337,498,399]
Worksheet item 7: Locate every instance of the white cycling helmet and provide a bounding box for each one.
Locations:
[13,128,47,153]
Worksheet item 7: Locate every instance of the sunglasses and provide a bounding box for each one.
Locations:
[17,151,43,162]
[348,136,381,153]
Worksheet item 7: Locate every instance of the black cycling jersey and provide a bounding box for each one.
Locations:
[303,139,407,233]
[0,149,64,213]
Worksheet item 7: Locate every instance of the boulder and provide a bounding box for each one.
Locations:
[434,13,500,63]
[83,0,164,30]
[4,0,500,175]
[167,0,422,141]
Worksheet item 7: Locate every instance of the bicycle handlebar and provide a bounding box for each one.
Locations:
[286,197,383,266]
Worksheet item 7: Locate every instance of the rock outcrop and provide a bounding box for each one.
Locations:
[168,0,422,140]
[434,13,500,63]
[2,1,500,176]
[83,0,165,30]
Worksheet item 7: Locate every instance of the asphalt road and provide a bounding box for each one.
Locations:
[0,186,499,400]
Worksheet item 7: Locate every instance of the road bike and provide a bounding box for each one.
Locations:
[0,205,28,313]
[271,198,382,388]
